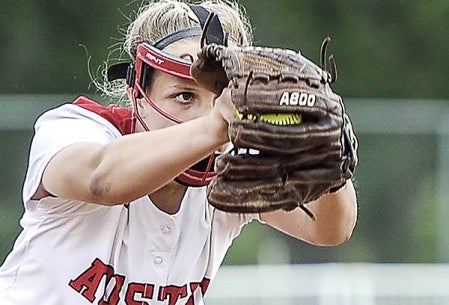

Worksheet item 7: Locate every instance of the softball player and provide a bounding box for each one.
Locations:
[0,1,357,304]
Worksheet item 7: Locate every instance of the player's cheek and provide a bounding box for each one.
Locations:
[191,99,214,119]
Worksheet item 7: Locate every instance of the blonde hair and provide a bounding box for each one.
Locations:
[125,0,252,59]
[97,0,253,105]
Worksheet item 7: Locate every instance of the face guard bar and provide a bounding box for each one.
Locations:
[106,5,230,187]
[128,43,192,124]
[129,43,218,187]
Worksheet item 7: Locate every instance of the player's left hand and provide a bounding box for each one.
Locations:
[191,39,358,215]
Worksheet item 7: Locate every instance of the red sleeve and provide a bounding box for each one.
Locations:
[73,96,135,135]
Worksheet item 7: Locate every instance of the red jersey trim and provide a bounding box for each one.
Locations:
[73,96,135,135]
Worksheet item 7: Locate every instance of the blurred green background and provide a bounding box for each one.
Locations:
[1,0,449,265]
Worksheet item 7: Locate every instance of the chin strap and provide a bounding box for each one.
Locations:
[175,154,217,187]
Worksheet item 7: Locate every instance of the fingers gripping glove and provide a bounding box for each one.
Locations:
[191,38,358,216]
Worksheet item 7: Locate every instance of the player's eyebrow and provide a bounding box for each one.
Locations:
[166,82,199,91]
[159,75,199,91]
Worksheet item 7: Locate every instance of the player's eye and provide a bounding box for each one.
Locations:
[174,92,194,104]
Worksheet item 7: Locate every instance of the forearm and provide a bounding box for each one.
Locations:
[43,113,228,205]
[90,114,227,203]
[305,179,358,246]
[260,179,358,246]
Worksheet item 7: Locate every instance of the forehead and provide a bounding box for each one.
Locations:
[161,37,202,62]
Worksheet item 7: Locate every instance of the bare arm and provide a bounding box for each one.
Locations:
[41,92,233,205]
[259,179,357,246]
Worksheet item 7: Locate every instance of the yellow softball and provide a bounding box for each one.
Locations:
[234,110,302,125]
[259,113,302,125]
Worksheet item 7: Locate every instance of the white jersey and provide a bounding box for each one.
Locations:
[0,96,258,305]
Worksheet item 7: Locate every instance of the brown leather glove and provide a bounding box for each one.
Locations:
[191,38,358,216]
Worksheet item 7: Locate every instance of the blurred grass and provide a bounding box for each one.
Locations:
[0,130,28,262]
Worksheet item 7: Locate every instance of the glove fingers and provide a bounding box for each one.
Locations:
[287,167,344,185]
[232,80,343,116]
[190,45,230,95]
[216,147,342,180]
[207,166,344,213]
[207,178,300,213]
[230,120,342,154]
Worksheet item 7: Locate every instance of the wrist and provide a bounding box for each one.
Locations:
[202,114,229,148]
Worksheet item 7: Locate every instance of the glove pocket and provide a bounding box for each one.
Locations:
[229,119,341,155]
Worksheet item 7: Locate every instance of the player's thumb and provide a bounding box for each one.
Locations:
[213,88,235,124]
